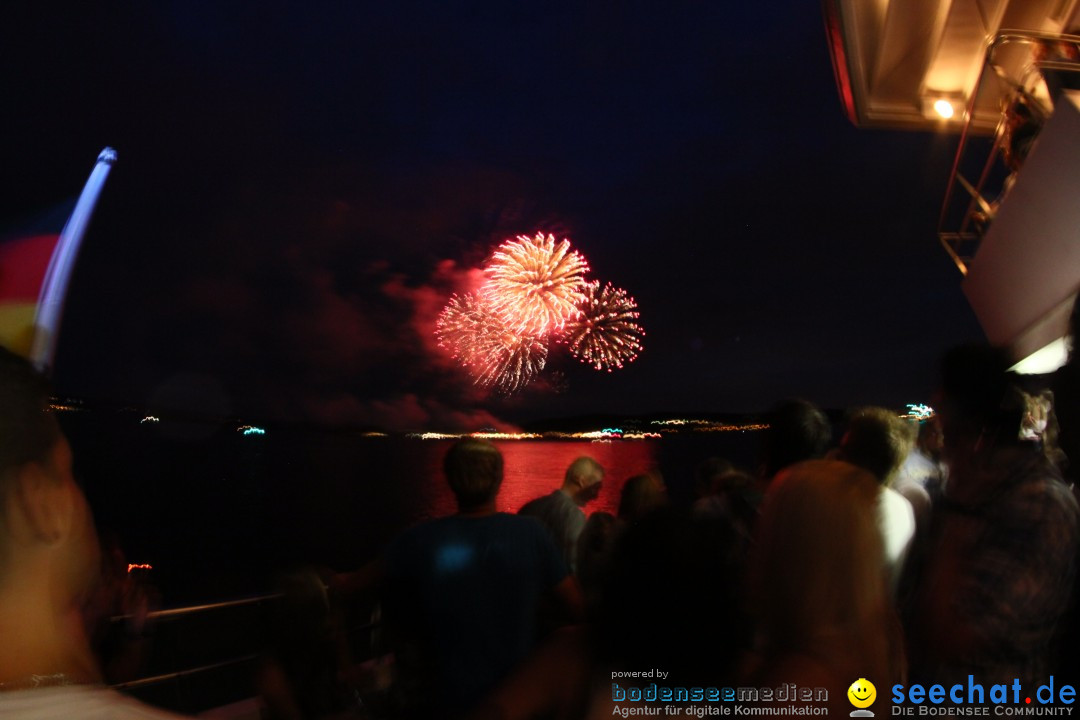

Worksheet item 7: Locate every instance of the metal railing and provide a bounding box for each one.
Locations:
[107,590,380,716]
[938,30,1080,275]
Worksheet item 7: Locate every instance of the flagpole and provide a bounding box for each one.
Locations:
[30,147,117,374]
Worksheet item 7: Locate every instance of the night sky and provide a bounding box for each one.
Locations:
[1,1,986,431]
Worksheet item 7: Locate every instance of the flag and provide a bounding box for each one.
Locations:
[0,147,116,372]
[0,204,72,356]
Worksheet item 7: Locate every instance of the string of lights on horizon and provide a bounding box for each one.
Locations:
[51,403,935,437]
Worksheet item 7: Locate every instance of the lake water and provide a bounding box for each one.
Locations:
[61,412,761,605]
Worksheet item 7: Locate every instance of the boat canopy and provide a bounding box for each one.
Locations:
[823,0,1080,132]
[825,0,1080,373]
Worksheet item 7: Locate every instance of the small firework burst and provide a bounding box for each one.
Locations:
[473,332,548,395]
[561,281,644,371]
[436,293,486,360]
[436,292,547,394]
[482,232,590,336]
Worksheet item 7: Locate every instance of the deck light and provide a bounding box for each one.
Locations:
[922,92,964,122]
[933,98,955,119]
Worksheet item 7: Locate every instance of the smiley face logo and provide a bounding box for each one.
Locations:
[847,678,876,709]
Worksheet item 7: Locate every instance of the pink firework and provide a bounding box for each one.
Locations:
[482,232,590,336]
[436,293,548,394]
[562,281,644,371]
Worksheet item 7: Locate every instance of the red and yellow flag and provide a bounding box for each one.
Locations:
[0,148,116,370]
[0,223,64,357]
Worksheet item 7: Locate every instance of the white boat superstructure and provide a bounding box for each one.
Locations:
[825,0,1080,373]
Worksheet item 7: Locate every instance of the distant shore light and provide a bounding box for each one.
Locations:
[901,403,936,421]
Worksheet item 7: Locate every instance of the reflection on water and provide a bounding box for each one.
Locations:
[64,412,754,604]
[417,440,661,519]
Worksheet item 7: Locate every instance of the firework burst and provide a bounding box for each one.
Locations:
[436,293,548,394]
[436,232,644,394]
[482,233,590,336]
[561,281,644,371]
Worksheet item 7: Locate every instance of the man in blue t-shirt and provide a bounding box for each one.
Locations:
[380,439,583,716]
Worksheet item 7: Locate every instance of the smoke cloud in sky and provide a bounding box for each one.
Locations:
[128,183,556,432]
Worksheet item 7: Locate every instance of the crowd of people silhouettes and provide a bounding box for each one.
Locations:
[0,332,1078,719]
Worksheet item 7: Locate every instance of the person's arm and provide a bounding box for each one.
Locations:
[552,574,585,623]
[331,558,384,598]
[566,509,586,574]
[533,517,585,622]
[468,626,593,720]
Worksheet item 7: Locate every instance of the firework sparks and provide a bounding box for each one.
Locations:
[436,232,644,393]
[436,293,548,394]
[482,233,590,336]
[436,293,485,361]
[561,281,644,371]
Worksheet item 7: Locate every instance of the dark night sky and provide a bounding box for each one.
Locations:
[1,1,986,431]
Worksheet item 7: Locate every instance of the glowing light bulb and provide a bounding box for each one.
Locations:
[933,99,955,119]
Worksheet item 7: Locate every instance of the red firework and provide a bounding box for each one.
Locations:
[561,281,644,371]
[482,232,590,336]
[436,292,548,394]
